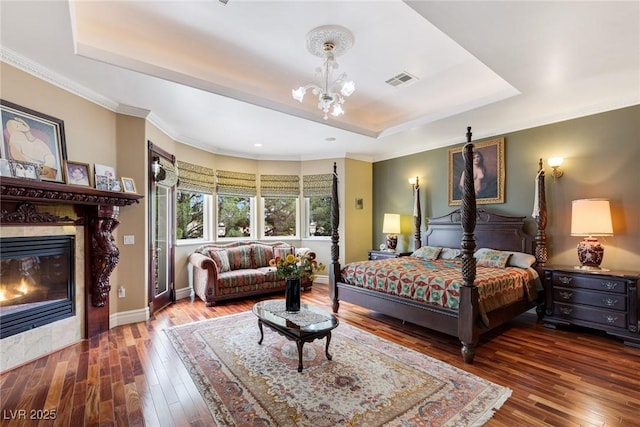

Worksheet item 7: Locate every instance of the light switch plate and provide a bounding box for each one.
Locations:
[123,235,135,245]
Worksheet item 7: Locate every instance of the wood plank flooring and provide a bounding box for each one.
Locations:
[2,283,639,426]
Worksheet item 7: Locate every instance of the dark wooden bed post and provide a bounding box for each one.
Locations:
[413,177,422,250]
[330,162,341,312]
[458,127,479,363]
[534,159,548,266]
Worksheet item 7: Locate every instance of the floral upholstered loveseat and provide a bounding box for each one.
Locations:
[188,241,295,306]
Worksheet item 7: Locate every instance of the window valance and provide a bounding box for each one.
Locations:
[156,156,178,187]
[260,174,300,197]
[216,170,257,196]
[177,161,215,193]
[303,173,333,197]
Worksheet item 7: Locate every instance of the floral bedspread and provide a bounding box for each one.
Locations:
[340,257,539,315]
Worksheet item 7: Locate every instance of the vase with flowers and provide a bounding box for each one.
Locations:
[270,251,325,312]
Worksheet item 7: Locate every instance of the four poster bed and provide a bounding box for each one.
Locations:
[329,127,548,363]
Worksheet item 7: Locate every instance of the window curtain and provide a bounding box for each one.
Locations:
[156,156,178,187]
[176,161,215,193]
[260,174,300,197]
[216,170,257,196]
[303,173,333,197]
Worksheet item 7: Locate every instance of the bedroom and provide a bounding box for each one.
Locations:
[1,0,639,424]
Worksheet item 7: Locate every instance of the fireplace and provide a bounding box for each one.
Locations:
[0,235,75,339]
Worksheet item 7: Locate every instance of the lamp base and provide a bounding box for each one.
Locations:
[576,237,607,270]
[386,235,398,253]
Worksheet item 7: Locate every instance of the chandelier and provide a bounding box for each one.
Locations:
[292,25,355,120]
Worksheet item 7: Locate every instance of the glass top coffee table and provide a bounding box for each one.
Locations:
[252,299,339,372]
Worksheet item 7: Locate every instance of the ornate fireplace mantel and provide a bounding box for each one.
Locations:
[1,176,144,338]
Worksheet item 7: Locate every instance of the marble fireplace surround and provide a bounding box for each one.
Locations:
[0,177,143,372]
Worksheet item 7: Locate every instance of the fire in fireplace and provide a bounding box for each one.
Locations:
[0,235,75,339]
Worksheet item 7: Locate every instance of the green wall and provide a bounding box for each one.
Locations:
[373,105,640,271]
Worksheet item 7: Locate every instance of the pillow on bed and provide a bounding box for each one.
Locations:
[438,248,462,259]
[505,251,537,268]
[411,246,442,261]
[475,248,511,268]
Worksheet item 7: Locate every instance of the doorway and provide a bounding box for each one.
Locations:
[148,142,176,314]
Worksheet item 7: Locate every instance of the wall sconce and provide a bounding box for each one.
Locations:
[547,157,564,182]
[408,176,420,189]
[151,156,165,182]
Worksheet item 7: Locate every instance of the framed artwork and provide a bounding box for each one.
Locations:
[64,160,92,187]
[9,159,40,180]
[95,174,110,191]
[448,137,505,205]
[94,163,116,181]
[0,99,67,182]
[110,179,122,192]
[121,177,137,193]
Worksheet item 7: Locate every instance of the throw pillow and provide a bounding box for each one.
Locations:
[505,251,537,268]
[252,244,275,268]
[438,248,462,260]
[476,249,511,268]
[274,245,294,259]
[208,249,230,273]
[411,246,442,261]
[227,245,253,270]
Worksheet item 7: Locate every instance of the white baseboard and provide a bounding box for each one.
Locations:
[109,307,149,328]
[314,274,329,285]
[175,287,193,300]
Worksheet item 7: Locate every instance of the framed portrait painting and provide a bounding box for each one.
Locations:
[0,99,67,183]
[448,137,505,205]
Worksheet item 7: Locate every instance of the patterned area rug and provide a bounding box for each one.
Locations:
[165,311,511,426]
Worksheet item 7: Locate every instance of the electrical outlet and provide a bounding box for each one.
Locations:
[123,235,135,245]
[118,287,125,298]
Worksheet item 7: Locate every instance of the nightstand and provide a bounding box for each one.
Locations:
[542,266,640,347]
[368,250,412,260]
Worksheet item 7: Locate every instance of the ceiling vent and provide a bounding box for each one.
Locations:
[385,72,419,87]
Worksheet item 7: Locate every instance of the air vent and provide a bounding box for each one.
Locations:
[385,72,419,87]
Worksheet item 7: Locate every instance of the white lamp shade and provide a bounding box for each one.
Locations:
[382,213,401,234]
[548,157,564,167]
[571,199,613,236]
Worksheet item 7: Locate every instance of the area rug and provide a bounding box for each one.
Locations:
[165,310,511,426]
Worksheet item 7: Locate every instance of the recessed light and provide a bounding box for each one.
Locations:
[254,143,263,147]
[325,137,336,142]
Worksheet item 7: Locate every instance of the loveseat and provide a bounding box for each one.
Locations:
[188,241,295,306]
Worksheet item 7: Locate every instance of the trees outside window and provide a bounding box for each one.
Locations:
[263,197,298,237]
[176,191,210,240]
[218,195,253,238]
[306,196,332,237]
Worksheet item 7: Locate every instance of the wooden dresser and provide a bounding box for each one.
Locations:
[542,266,640,347]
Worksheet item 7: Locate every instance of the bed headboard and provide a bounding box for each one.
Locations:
[422,208,532,254]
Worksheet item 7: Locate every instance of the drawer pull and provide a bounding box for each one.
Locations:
[603,315,619,324]
[559,307,573,315]
[602,298,618,307]
[559,291,573,300]
[601,281,618,290]
[558,276,572,285]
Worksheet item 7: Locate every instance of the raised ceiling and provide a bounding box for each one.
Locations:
[1,1,638,161]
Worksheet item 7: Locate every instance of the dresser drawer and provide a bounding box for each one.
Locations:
[552,272,627,294]
[553,302,627,329]
[553,287,627,311]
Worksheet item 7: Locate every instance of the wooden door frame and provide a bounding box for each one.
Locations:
[147,141,176,314]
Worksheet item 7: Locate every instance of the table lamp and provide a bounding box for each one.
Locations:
[570,199,613,271]
[382,213,401,252]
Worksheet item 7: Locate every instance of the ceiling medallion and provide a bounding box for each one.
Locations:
[292,25,355,120]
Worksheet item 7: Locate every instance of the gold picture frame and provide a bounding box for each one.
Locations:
[64,160,92,187]
[448,137,505,205]
[121,177,137,193]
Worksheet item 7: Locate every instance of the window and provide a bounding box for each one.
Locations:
[306,196,332,237]
[302,173,333,238]
[176,190,211,240]
[217,195,253,238]
[263,197,298,237]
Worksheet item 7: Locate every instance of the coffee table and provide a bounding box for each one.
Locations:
[252,299,339,372]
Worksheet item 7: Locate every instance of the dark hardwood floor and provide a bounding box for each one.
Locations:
[2,283,639,426]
